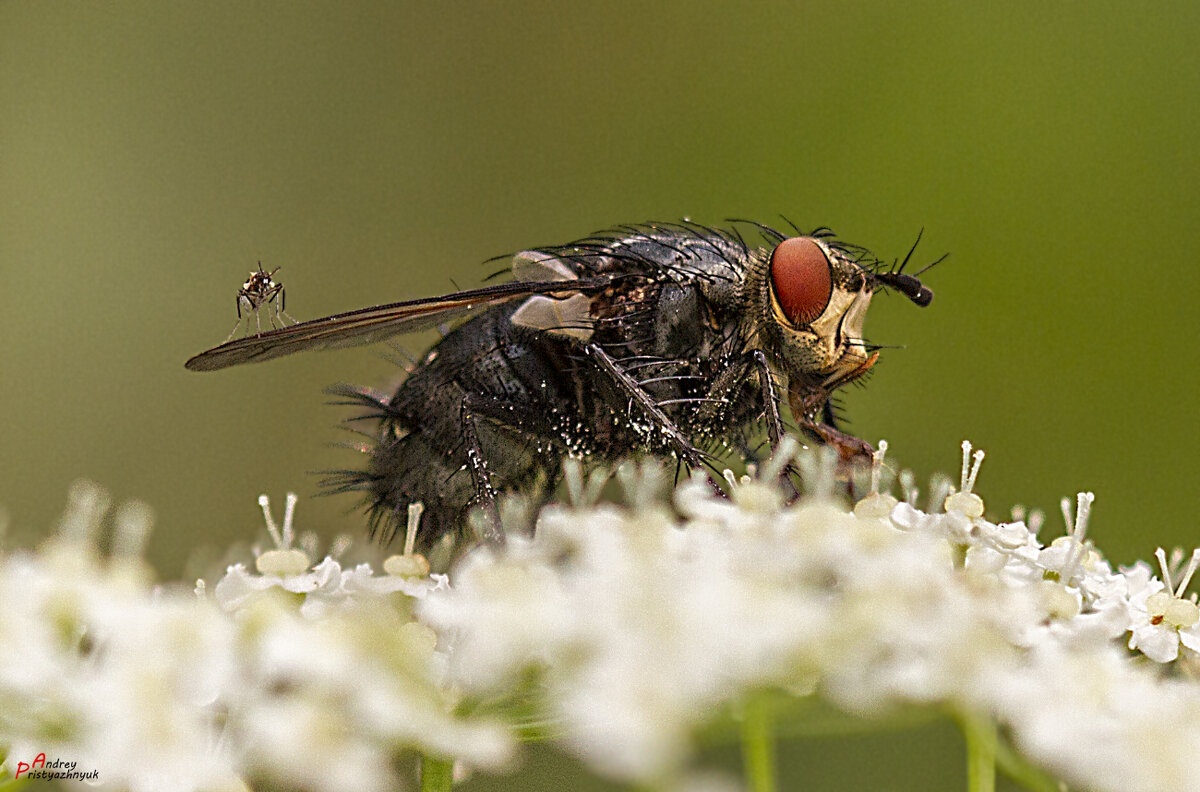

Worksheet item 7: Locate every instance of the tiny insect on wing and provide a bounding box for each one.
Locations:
[226,262,297,342]
[188,277,603,371]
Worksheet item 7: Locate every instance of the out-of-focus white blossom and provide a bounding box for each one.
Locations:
[6,440,1200,792]
[986,641,1200,791]
[0,485,511,792]
[420,440,1200,790]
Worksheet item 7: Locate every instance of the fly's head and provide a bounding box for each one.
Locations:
[744,235,934,405]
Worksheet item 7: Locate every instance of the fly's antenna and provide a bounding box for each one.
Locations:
[874,229,944,307]
[875,271,934,307]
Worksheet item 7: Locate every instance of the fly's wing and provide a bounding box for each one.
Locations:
[185,277,601,372]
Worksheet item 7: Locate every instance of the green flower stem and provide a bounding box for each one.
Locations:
[0,752,29,792]
[740,693,777,792]
[420,755,454,792]
[960,712,997,792]
[994,733,1062,792]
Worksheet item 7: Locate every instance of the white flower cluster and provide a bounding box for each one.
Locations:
[2,440,1199,792]
[0,484,511,792]
[420,441,1200,791]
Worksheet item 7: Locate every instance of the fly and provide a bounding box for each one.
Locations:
[186,221,939,554]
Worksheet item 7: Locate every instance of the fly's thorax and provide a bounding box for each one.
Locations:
[739,236,877,389]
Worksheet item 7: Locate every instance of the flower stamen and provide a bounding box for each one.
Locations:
[944,440,985,518]
[1058,492,1095,583]
[853,440,898,519]
[385,502,432,578]
[255,492,311,576]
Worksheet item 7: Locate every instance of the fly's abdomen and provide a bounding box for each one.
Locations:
[331,305,574,551]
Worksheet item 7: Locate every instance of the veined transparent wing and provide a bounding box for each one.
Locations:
[185,279,600,372]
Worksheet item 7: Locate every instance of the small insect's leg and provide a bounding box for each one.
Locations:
[278,286,297,325]
[460,397,505,547]
[226,296,248,342]
[265,285,283,329]
[265,289,279,329]
[584,343,711,472]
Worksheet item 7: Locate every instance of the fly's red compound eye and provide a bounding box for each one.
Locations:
[769,237,833,326]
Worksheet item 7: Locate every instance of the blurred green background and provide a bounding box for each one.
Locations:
[2,2,1198,788]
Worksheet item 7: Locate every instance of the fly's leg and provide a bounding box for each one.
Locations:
[692,350,799,493]
[458,392,568,547]
[584,343,715,475]
[693,350,785,449]
[788,353,880,470]
[463,392,566,535]
[799,403,875,463]
[749,350,786,450]
[460,397,505,547]
[790,385,875,497]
